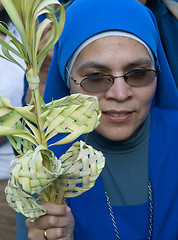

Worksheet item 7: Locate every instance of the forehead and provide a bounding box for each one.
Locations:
[72,36,153,70]
[79,35,150,55]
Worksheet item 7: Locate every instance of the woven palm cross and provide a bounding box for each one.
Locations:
[0,0,105,222]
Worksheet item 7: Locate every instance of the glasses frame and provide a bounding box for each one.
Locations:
[66,67,158,93]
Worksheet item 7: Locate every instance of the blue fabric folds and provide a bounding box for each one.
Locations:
[146,0,178,87]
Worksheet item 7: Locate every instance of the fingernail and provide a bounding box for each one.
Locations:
[66,206,71,214]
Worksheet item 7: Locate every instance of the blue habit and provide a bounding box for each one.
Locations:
[16,107,178,239]
[65,108,178,240]
[16,0,178,239]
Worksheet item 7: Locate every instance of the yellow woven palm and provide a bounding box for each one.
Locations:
[5,141,105,221]
[0,0,105,222]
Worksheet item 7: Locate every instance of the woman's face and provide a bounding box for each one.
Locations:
[70,36,157,141]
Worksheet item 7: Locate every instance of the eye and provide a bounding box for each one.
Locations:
[84,73,109,83]
[85,72,106,78]
[106,76,113,82]
[127,69,147,79]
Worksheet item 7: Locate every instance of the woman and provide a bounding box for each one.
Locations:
[16,0,178,239]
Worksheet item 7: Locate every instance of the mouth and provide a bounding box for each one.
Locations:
[102,110,134,122]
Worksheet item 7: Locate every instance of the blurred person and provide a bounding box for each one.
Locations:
[138,0,178,87]
[0,1,25,239]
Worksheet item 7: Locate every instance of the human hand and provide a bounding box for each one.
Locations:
[25,201,74,240]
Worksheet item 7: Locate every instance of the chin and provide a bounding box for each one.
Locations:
[96,128,137,142]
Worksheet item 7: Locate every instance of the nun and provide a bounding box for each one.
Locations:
[17,0,178,239]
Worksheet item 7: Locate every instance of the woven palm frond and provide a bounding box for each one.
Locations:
[0,0,106,223]
[10,145,64,194]
[0,94,100,147]
[45,141,105,204]
[5,141,105,221]
[5,176,46,220]
[0,98,39,147]
[8,134,35,155]
[42,93,101,145]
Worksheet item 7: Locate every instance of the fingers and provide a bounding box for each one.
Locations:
[43,227,67,240]
[26,204,70,230]
[27,227,67,240]
[26,228,43,240]
[26,214,70,230]
[25,202,74,240]
[40,201,69,216]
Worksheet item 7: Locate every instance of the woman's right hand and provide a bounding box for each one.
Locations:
[25,201,74,240]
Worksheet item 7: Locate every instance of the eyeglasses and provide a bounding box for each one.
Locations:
[67,68,157,93]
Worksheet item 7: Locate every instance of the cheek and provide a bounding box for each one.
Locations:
[137,81,157,114]
[145,81,157,103]
[69,81,83,94]
[69,80,103,99]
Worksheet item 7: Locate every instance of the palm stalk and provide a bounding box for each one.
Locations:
[0,0,105,222]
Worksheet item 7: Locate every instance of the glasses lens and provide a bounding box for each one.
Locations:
[126,69,156,87]
[81,75,113,93]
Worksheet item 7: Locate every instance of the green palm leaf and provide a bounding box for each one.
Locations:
[0,0,105,223]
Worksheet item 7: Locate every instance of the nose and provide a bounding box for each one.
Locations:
[104,76,133,101]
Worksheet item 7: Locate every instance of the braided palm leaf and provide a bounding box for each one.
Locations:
[5,141,105,221]
[0,0,105,222]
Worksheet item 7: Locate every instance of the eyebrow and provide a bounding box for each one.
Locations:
[76,58,154,73]
[77,62,110,73]
[124,59,154,70]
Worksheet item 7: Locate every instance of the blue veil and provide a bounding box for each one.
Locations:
[44,0,178,110]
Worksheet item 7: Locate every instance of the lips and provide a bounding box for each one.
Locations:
[107,112,128,116]
[102,110,133,122]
